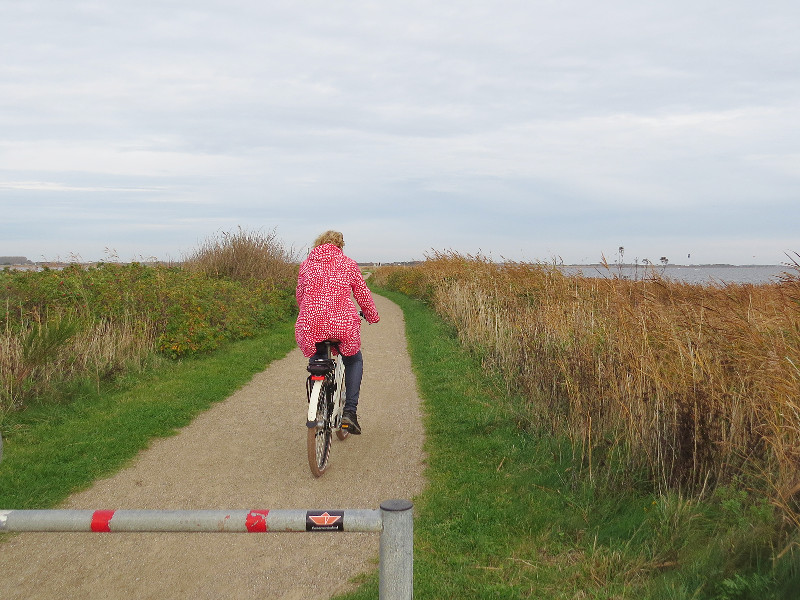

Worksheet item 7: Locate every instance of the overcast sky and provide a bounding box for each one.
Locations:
[2,0,799,265]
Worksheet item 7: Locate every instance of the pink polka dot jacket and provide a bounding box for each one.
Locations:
[295,243,380,358]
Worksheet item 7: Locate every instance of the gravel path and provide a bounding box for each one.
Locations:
[0,294,426,599]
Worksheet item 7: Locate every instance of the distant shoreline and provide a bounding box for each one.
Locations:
[559,263,793,285]
[563,263,784,268]
[1,257,789,270]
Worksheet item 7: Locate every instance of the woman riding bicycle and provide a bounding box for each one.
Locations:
[295,230,380,434]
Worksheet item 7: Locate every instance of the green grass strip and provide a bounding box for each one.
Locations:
[340,290,592,598]
[0,320,296,510]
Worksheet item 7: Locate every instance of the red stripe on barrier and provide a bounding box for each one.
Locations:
[91,510,115,532]
[245,510,269,532]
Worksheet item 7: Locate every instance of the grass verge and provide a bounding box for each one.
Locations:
[337,290,798,600]
[0,320,296,511]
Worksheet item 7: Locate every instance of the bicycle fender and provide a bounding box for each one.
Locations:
[307,380,323,426]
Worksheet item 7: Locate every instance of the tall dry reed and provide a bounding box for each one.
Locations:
[374,253,800,506]
[183,226,297,287]
[1,313,155,411]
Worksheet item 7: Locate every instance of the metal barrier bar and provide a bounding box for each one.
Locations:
[0,508,383,533]
[0,500,413,600]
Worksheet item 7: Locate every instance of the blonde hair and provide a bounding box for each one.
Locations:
[313,230,345,249]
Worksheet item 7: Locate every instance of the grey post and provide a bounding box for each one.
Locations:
[379,499,413,600]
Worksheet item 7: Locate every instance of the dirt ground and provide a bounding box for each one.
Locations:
[0,294,426,599]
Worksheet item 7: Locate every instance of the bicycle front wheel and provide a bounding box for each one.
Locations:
[307,388,332,477]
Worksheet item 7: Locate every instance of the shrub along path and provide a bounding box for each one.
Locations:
[0,294,426,599]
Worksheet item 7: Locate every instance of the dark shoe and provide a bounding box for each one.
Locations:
[341,411,362,435]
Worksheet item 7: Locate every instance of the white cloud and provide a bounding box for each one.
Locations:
[0,181,168,193]
[0,140,256,178]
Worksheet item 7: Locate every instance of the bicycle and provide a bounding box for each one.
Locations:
[305,340,350,477]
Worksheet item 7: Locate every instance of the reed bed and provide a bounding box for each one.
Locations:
[373,253,800,507]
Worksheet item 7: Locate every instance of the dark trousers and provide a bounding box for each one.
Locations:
[342,351,363,414]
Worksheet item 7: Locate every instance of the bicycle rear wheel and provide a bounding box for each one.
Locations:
[307,386,332,477]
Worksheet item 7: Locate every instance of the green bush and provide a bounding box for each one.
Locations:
[1,230,299,410]
[2,264,296,359]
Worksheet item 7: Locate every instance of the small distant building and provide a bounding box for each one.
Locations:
[0,256,35,267]
[0,257,44,271]
[0,256,33,266]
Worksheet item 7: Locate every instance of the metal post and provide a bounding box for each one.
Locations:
[379,499,413,600]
